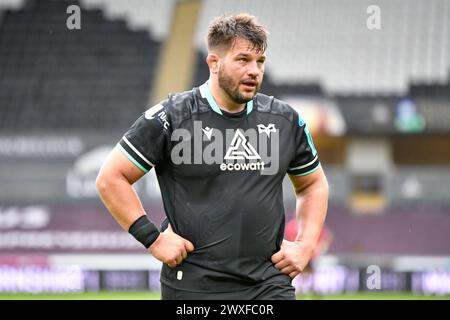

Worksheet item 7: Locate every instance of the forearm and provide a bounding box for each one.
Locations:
[272,175,329,277]
[294,183,329,248]
[96,174,146,231]
[94,148,194,267]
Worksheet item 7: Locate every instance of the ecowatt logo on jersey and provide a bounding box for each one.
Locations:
[170,121,279,175]
[221,130,265,171]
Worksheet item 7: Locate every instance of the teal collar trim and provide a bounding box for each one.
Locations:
[247,99,253,114]
[199,80,254,116]
[199,81,223,115]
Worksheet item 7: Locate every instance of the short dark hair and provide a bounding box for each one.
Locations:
[206,14,268,54]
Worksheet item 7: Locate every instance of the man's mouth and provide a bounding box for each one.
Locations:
[241,80,257,90]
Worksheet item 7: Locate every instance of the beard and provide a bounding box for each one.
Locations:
[218,66,261,104]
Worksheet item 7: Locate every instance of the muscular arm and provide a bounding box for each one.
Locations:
[96,146,194,267]
[271,166,329,278]
[289,165,329,246]
[95,147,147,230]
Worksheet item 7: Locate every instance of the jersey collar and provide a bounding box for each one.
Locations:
[199,80,254,116]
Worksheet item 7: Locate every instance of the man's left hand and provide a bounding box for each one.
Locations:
[271,239,314,278]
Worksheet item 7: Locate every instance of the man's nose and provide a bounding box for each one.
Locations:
[246,61,260,78]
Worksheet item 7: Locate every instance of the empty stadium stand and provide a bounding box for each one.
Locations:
[195,0,450,96]
[0,0,162,131]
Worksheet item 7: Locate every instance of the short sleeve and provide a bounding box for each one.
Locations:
[286,112,320,176]
[118,102,171,173]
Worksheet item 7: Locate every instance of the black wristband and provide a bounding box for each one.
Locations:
[128,215,160,249]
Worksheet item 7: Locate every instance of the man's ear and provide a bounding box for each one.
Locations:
[206,53,220,74]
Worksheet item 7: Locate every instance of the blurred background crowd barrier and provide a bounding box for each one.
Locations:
[0,0,449,296]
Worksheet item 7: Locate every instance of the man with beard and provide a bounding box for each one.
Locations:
[96,14,329,300]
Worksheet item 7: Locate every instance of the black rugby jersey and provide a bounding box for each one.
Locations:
[118,81,320,292]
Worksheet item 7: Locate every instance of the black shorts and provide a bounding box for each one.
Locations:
[161,283,296,300]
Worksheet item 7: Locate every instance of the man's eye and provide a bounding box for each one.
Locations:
[239,58,247,62]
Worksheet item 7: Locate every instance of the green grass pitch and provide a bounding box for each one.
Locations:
[0,291,449,300]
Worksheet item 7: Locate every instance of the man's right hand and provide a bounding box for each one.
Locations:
[148,224,194,268]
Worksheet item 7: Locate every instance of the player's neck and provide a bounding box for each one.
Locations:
[209,80,246,114]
